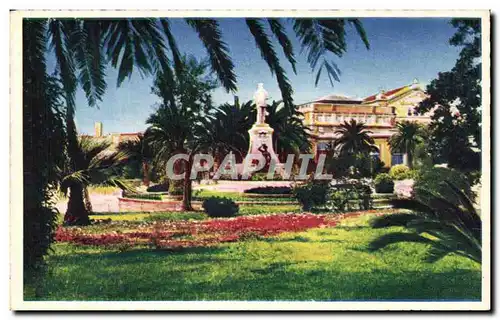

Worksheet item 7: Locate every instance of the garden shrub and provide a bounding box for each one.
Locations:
[250,172,283,181]
[122,191,163,201]
[374,173,394,193]
[146,183,169,193]
[202,197,239,218]
[328,183,372,212]
[389,164,410,180]
[244,186,292,194]
[293,182,330,211]
[406,169,420,180]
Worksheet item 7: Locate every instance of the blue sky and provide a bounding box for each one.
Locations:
[50,18,461,135]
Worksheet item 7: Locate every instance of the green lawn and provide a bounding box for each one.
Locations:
[26,215,481,301]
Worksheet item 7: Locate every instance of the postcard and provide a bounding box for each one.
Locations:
[10,9,491,311]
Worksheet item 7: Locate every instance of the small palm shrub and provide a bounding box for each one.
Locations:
[202,197,239,218]
[389,164,410,180]
[293,182,330,211]
[369,179,481,264]
[374,173,394,193]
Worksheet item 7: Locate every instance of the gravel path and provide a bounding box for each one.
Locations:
[55,191,121,213]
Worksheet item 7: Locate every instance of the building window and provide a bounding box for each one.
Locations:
[317,142,329,152]
[392,153,404,166]
[370,152,380,161]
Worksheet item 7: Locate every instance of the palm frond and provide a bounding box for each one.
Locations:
[293,18,368,87]
[347,19,370,49]
[48,19,78,115]
[71,19,107,107]
[103,19,164,86]
[267,18,297,73]
[246,19,294,111]
[185,18,237,92]
[159,18,183,77]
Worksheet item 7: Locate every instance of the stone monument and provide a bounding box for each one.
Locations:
[243,83,280,171]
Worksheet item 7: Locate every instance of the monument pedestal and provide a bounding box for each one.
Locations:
[244,123,280,169]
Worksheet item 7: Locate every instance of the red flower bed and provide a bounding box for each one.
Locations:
[55,210,392,249]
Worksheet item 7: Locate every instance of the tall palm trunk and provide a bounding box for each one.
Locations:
[142,161,150,186]
[182,154,194,211]
[405,147,414,169]
[64,183,90,225]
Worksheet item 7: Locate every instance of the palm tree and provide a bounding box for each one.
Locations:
[60,137,130,225]
[334,119,377,156]
[265,100,312,160]
[389,121,423,168]
[145,105,217,210]
[209,100,254,164]
[117,135,153,186]
[368,179,481,264]
[145,55,218,210]
[23,20,67,271]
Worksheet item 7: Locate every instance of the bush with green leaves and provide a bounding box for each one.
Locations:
[389,164,411,180]
[406,169,420,180]
[202,197,239,218]
[293,182,330,211]
[146,183,169,193]
[328,183,372,212]
[250,173,283,181]
[244,186,292,194]
[374,173,394,194]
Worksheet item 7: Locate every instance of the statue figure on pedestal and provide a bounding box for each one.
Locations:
[242,83,281,176]
[254,83,269,124]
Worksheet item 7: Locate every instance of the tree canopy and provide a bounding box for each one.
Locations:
[416,19,482,171]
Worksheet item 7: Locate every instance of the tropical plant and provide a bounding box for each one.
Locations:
[334,119,377,156]
[145,55,219,210]
[413,166,476,206]
[389,121,423,169]
[369,179,481,264]
[117,134,153,186]
[60,137,130,225]
[209,100,254,163]
[265,100,312,160]
[23,20,67,273]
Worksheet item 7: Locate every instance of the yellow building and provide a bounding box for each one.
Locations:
[298,80,431,167]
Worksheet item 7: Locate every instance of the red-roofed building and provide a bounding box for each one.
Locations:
[297,79,433,167]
